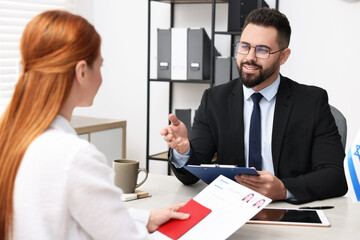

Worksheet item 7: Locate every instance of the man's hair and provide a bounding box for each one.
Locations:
[244,8,291,48]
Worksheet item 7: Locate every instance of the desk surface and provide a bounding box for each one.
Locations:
[126,174,360,240]
[70,115,126,135]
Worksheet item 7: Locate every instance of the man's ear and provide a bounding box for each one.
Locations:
[280,48,291,65]
[74,60,87,85]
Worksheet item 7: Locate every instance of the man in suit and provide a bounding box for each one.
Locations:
[160,8,347,204]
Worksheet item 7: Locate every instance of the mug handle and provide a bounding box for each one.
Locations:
[136,168,148,188]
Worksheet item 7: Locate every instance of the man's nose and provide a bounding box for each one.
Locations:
[245,47,257,61]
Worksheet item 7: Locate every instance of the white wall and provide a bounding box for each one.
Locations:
[279,0,360,152]
[73,0,149,168]
[73,0,360,173]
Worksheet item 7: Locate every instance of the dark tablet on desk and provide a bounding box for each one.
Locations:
[184,164,259,184]
[247,208,330,227]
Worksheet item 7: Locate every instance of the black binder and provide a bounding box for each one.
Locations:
[157,28,171,79]
[228,0,269,32]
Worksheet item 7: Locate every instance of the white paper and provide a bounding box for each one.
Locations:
[182,175,271,239]
[152,175,271,240]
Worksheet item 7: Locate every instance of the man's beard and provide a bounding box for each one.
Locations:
[238,61,278,89]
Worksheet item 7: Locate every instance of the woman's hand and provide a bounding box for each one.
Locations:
[146,202,190,233]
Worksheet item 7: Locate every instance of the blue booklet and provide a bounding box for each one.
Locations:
[184,164,259,184]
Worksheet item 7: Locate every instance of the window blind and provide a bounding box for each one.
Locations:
[0,0,73,114]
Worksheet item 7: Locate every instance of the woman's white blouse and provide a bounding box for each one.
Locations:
[13,115,150,240]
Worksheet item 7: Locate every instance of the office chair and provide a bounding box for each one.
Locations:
[330,105,347,149]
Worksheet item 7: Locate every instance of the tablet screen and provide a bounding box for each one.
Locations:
[248,208,330,226]
[251,208,320,223]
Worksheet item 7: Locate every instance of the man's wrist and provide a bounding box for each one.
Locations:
[278,180,287,200]
[176,139,190,155]
[170,148,190,168]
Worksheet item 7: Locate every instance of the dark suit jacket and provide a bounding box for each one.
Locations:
[170,75,347,204]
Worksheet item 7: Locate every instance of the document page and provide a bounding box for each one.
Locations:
[152,175,271,240]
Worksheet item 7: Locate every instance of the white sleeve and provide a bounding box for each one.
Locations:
[66,144,150,240]
[128,208,151,226]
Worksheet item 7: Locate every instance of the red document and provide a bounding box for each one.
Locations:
[157,198,212,239]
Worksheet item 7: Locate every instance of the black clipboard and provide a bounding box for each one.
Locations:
[184,165,259,184]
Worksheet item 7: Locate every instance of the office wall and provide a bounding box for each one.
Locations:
[73,0,360,173]
[73,0,151,169]
[280,0,360,153]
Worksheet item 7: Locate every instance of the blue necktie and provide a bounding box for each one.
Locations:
[249,93,263,170]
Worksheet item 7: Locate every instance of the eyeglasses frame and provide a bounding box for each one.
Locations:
[234,41,287,59]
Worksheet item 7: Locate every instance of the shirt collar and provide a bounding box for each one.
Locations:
[243,74,281,102]
[49,115,77,135]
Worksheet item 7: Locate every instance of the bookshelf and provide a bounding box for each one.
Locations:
[146,0,279,175]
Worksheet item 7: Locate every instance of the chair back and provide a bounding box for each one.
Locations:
[330,105,347,149]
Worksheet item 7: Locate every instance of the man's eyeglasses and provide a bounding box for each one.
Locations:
[234,41,286,59]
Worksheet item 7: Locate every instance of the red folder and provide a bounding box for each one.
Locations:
[157,198,212,239]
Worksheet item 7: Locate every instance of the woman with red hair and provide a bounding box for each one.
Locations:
[0,10,188,240]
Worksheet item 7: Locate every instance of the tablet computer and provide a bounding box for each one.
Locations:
[247,208,330,227]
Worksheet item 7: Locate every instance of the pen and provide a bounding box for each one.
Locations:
[299,206,334,210]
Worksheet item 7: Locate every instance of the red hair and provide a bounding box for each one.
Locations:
[0,10,101,239]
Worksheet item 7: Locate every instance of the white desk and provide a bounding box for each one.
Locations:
[125,174,360,240]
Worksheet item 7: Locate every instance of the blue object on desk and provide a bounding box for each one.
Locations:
[184,165,259,184]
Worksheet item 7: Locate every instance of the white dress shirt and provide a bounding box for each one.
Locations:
[13,115,151,240]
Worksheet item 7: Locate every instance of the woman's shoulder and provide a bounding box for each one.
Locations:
[27,127,105,166]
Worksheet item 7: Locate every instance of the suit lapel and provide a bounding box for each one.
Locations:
[272,76,293,175]
[228,79,246,166]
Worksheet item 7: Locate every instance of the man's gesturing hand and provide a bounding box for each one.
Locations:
[160,114,190,155]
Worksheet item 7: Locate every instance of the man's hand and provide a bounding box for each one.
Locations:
[235,171,287,200]
[146,202,190,232]
[160,114,190,155]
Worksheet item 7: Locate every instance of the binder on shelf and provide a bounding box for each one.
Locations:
[171,28,188,80]
[214,57,239,86]
[175,109,192,138]
[228,0,269,32]
[232,56,240,80]
[157,28,171,79]
[215,56,231,86]
[187,28,219,80]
